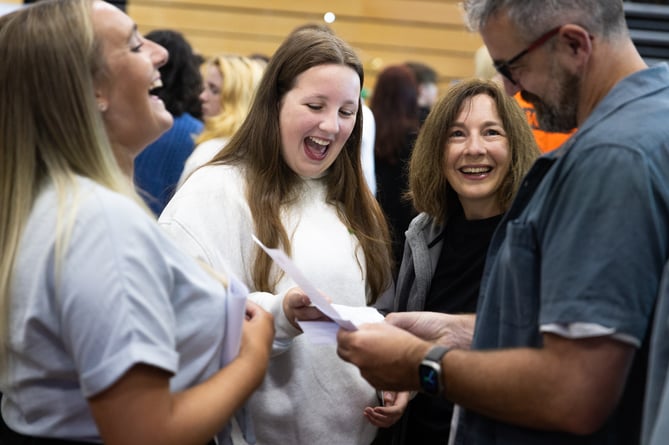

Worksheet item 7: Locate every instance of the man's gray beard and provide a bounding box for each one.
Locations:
[521,70,579,133]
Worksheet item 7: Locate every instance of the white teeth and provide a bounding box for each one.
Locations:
[149,78,163,91]
[308,136,330,146]
[461,167,491,174]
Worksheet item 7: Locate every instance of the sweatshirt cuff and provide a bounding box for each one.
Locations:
[249,289,302,354]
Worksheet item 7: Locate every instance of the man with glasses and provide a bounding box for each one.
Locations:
[336,1,669,444]
[475,43,576,153]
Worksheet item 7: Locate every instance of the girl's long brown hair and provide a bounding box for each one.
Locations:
[209,25,393,302]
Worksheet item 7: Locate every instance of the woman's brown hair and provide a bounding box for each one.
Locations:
[209,25,393,302]
[408,78,540,224]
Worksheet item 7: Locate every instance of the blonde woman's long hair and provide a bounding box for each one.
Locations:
[0,0,139,367]
[196,55,266,144]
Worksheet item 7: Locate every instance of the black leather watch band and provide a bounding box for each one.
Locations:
[418,345,450,395]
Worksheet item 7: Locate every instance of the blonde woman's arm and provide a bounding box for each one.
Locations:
[88,301,274,445]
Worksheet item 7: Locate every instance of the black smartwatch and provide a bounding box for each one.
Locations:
[418,345,450,395]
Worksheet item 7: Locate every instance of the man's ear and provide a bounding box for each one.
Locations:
[559,24,592,60]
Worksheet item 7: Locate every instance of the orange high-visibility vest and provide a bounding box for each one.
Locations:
[515,92,576,153]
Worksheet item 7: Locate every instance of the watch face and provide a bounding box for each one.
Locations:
[419,363,440,394]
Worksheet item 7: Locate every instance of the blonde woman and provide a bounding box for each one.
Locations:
[0,1,273,443]
[179,55,266,186]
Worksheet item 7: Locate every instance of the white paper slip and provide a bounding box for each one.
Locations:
[297,320,341,344]
[298,307,385,344]
[252,235,384,332]
[221,274,248,366]
[331,303,384,325]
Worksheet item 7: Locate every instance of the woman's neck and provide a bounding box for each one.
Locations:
[112,144,135,179]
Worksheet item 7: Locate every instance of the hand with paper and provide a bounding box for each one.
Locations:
[253,235,384,344]
[282,287,331,330]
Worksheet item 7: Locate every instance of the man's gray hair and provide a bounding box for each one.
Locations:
[461,0,628,42]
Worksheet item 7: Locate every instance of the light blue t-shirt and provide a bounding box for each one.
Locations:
[1,177,228,442]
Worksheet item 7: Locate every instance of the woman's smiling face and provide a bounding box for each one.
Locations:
[92,1,173,163]
[278,63,360,178]
[443,93,511,219]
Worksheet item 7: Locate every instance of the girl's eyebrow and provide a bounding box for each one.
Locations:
[304,94,358,106]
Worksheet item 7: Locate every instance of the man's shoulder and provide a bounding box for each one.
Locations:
[571,65,669,158]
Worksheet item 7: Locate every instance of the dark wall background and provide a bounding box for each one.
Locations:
[624,1,669,65]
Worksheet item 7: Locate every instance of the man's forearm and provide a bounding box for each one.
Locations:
[442,334,634,434]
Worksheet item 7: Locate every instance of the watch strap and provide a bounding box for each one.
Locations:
[425,345,450,363]
[419,345,450,395]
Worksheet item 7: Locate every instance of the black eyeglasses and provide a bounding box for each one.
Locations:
[493,26,562,85]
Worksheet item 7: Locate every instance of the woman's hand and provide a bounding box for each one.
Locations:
[240,300,274,367]
[363,391,411,428]
[282,287,330,330]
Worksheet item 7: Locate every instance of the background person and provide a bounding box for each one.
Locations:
[178,55,266,186]
[405,61,439,125]
[360,88,377,195]
[371,64,421,267]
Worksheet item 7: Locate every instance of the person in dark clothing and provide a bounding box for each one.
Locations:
[405,61,438,125]
[373,78,539,445]
[371,65,420,268]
